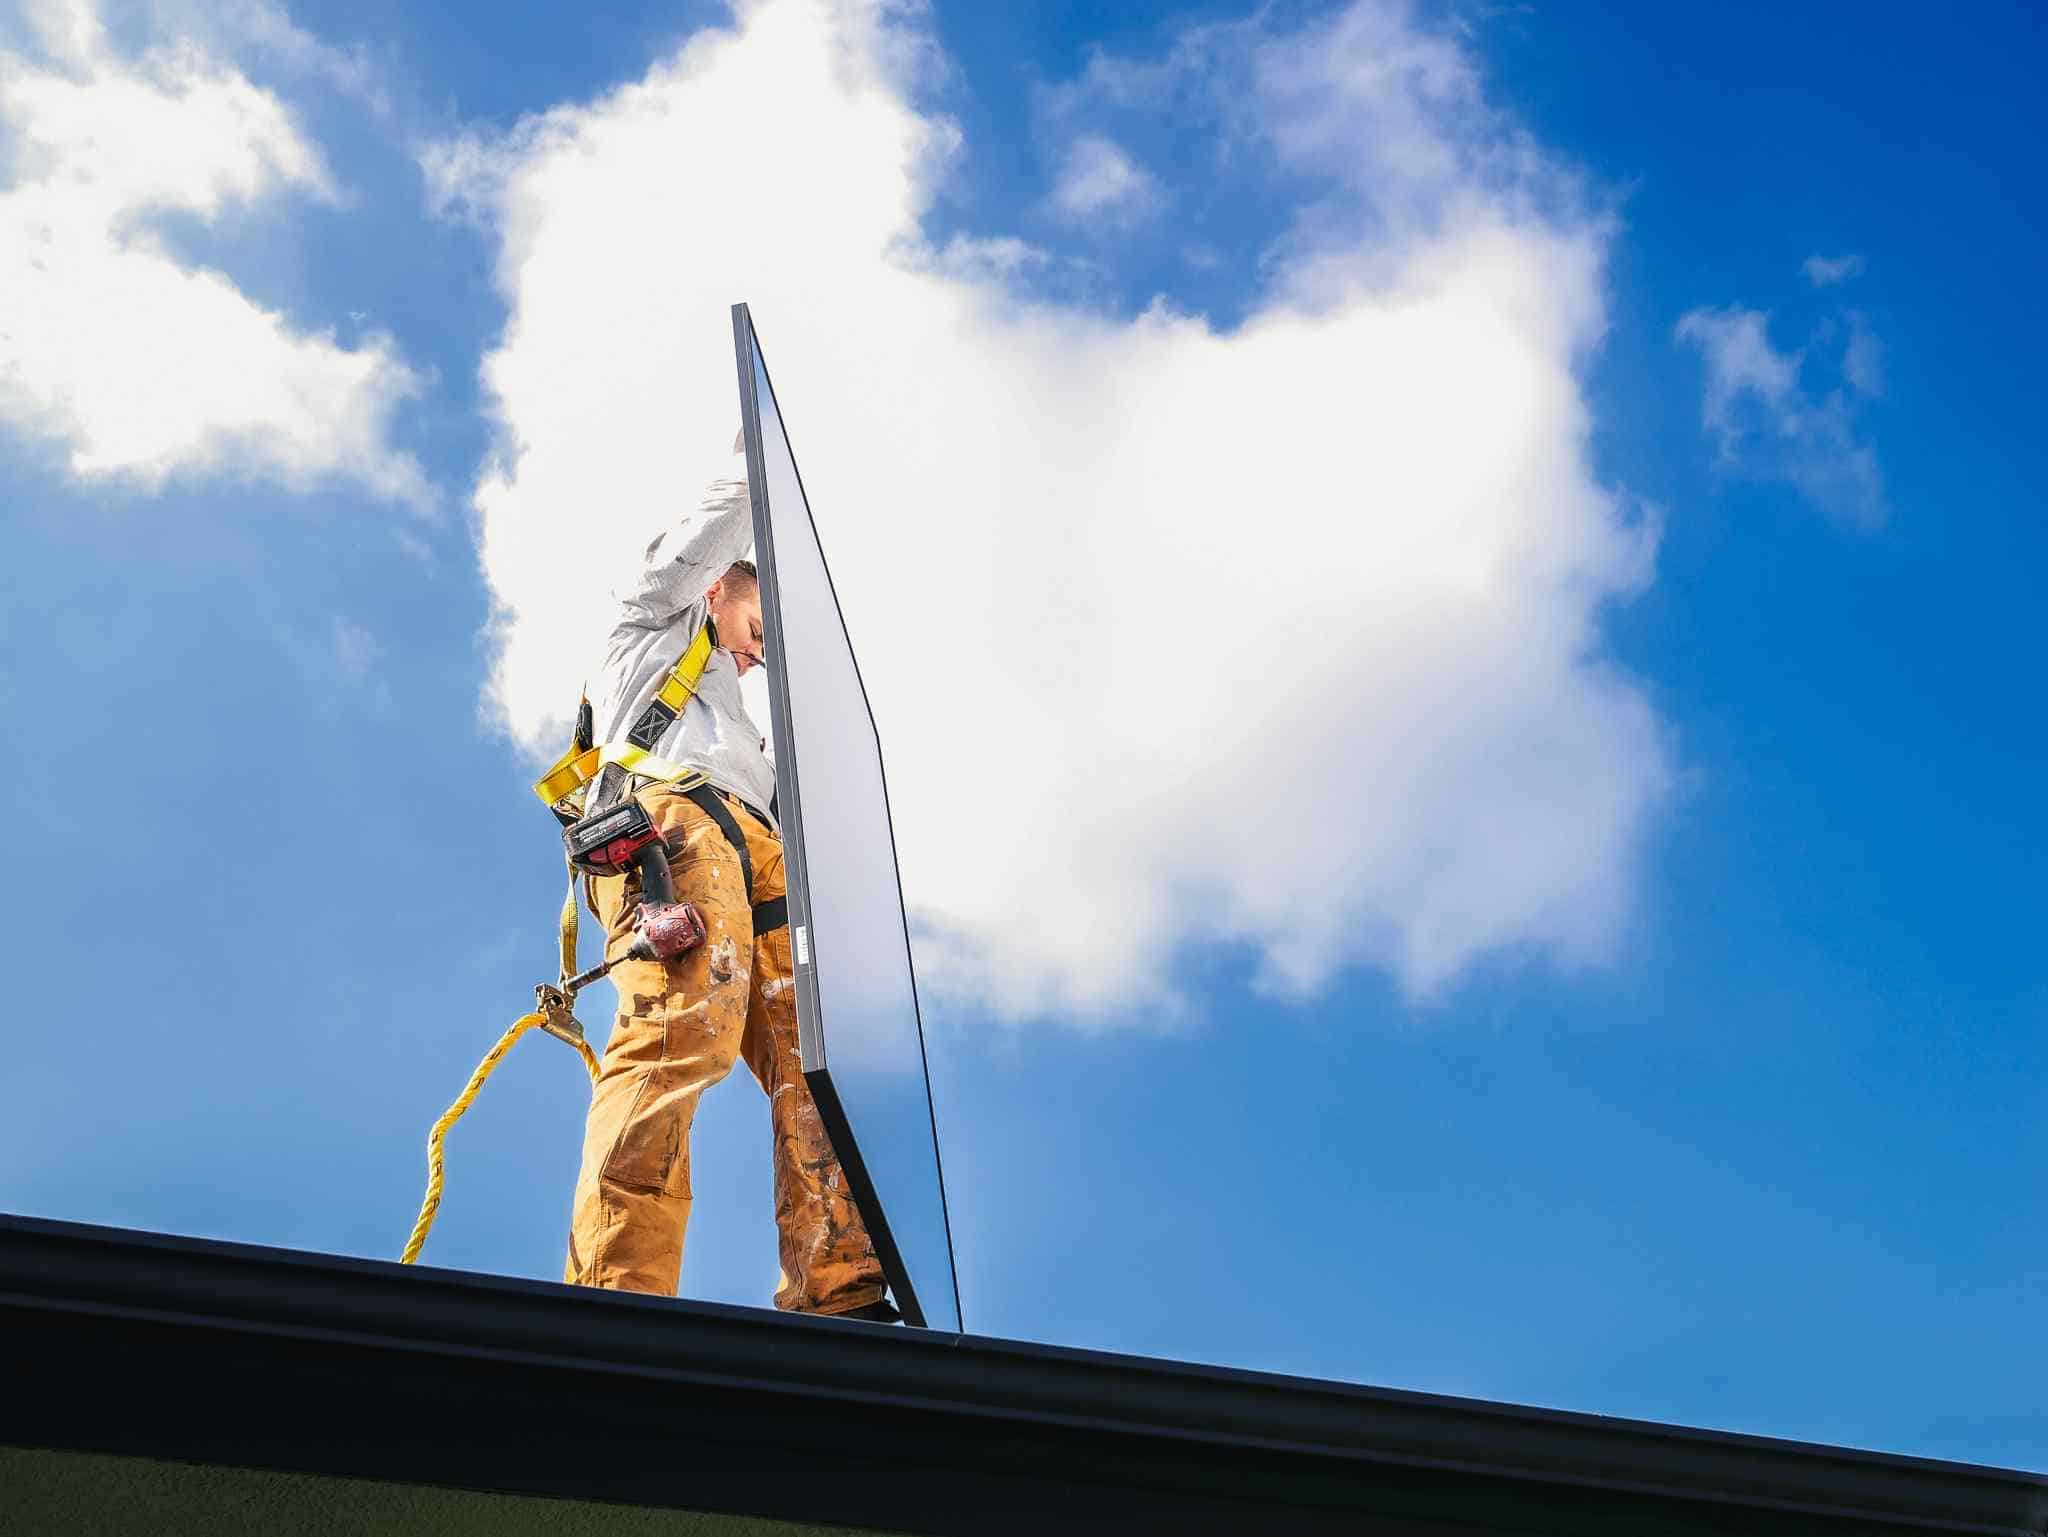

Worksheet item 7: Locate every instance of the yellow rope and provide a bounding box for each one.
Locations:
[400,1011,602,1266]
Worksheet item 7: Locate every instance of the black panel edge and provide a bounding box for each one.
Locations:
[803,1063,929,1330]
[2,1215,2042,1535]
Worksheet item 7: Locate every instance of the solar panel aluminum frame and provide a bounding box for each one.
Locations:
[730,302,961,1333]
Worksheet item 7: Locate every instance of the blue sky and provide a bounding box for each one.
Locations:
[3,0,2045,1472]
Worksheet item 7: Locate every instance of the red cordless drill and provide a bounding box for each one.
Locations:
[561,799,707,993]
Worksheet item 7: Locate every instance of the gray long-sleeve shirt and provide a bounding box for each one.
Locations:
[584,473,777,825]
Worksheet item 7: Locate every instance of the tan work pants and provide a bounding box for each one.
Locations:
[563,785,886,1313]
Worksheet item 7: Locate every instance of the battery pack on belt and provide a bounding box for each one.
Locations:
[564,799,662,875]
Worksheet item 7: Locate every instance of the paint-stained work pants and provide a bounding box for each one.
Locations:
[563,785,886,1314]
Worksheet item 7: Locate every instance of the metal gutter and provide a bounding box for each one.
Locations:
[2,1215,2041,1535]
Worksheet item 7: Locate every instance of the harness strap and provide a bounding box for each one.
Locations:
[534,741,697,809]
[678,786,788,938]
[681,783,754,901]
[557,857,581,988]
[624,622,717,750]
[532,624,715,808]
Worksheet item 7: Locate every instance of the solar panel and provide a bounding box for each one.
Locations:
[734,305,961,1333]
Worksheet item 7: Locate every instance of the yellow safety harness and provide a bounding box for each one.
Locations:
[529,623,716,808]
[399,625,717,1267]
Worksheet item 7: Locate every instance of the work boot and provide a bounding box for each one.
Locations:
[831,1297,902,1325]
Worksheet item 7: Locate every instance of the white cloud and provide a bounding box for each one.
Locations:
[1677,307,1797,415]
[435,0,1671,1020]
[1676,287,1885,525]
[279,613,396,719]
[930,232,1049,284]
[1842,312,1884,396]
[1049,134,1164,224]
[198,0,391,117]
[0,0,427,506]
[1049,3,1504,222]
[1802,252,1864,288]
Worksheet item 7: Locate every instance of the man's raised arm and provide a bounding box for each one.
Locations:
[613,475,752,629]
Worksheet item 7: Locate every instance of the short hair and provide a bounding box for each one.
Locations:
[719,558,758,597]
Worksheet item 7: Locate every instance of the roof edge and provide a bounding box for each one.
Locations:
[3,1215,2041,1534]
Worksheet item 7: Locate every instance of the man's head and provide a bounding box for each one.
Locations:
[706,559,764,675]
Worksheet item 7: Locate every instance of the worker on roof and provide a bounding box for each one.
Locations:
[560,443,893,1321]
